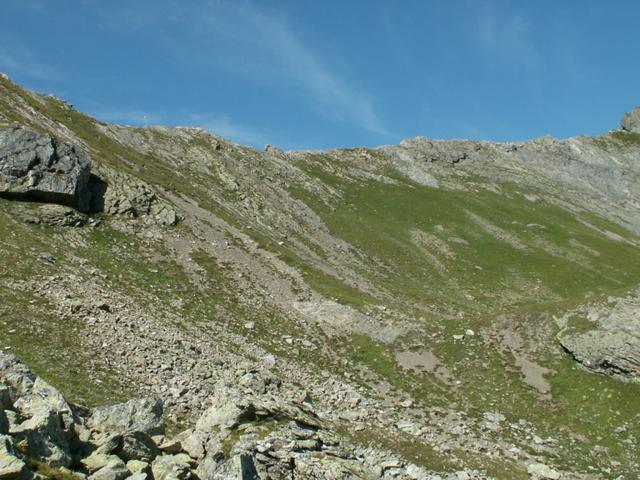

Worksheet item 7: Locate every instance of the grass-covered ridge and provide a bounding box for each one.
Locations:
[290,156,640,314]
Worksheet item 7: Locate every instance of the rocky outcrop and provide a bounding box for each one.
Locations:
[95,168,180,226]
[0,125,179,226]
[0,125,91,211]
[559,330,640,378]
[621,107,640,133]
[557,289,640,381]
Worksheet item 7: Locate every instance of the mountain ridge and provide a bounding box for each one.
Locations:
[1,74,640,479]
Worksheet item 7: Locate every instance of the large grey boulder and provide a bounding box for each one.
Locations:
[621,107,640,133]
[87,398,164,437]
[0,125,91,211]
[557,290,640,381]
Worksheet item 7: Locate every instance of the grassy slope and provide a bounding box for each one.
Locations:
[1,76,640,476]
[0,202,133,406]
[288,157,640,476]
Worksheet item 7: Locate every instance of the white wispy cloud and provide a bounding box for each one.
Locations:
[0,42,57,80]
[101,0,388,136]
[200,2,388,135]
[473,1,541,68]
[2,0,47,13]
[87,105,269,146]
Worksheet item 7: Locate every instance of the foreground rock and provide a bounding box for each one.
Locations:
[0,351,455,479]
[0,125,91,211]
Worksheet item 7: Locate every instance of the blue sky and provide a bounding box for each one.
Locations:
[0,1,638,150]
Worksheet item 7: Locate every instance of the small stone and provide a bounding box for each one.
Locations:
[527,463,561,479]
[125,472,148,480]
[39,252,56,264]
[181,431,207,460]
[117,431,159,461]
[158,437,182,455]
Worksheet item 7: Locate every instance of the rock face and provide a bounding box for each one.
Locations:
[0,125,91,211]
[621,107,640,133]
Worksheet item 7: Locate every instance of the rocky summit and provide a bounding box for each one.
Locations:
[0,74,640,479]
[621,107,640,133]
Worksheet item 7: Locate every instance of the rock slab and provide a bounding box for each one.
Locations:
[88,398,165,437]
[559,330,640,379]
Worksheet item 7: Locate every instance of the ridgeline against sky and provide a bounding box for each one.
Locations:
[0,0,638,149]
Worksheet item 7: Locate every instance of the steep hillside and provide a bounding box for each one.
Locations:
[1,74,639,479]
